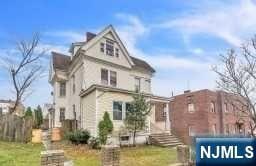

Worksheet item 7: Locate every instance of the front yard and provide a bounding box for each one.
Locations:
[0,141,177,166]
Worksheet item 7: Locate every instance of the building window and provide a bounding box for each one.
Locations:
[106,40,114,56]
[110,71,117,87]
[73,104,76,120]
[135,77,141,92]
[212,124,217,135]
[188,103,195,113]
[59,108,65,122]
[225,124,230,135]
[59,82,66,97]
[125,102,132,119]
[72,75,76,94]
[224,103,228,113]
[145,79,151,92]
[101,69,109,85]
[100,42,105,52]
[101,69,117,87]
[115,48,119,57]
[210,102,215,113]
[188,125,195,136]
[113,101,123,120]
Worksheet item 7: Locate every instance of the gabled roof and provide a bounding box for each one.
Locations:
[81,25,135,67]
[52,52,71,71]
[51,25,155,73]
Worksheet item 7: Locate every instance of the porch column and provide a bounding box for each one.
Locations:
[166,103,171,132]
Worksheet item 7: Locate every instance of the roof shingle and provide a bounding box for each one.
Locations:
[52,52,71,71]
[130,56,155,73]
[51,53,155,73]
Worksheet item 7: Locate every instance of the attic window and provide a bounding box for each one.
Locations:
[106,40,114,56]
[115,48,119,57]
[100,42,105,52]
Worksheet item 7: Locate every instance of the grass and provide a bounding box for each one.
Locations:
[0,141,177,166]
[0,141,42,166]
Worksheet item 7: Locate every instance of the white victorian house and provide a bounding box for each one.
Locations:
[49,25,171,140]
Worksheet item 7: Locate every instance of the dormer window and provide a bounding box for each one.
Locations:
[106,40,114,56]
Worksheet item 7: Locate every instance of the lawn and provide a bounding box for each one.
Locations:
[0,141,177,166]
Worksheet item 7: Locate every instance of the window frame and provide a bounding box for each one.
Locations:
[134,77,141,92]
[188,125,195,136]
[59,107,65,122]
[100,42,105,53]
[210,101,216,113]
[72,75,76,94]
[113,101,123,120]
[115,48,119,57]
[106,40,114,56]
[188,103,195,113]
[101,68,109,85]
[212,124,217,135]
[110,71,117,87]
[59,82,66,97]
[224,103,228,113]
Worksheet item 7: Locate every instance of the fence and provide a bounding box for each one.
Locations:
[0,114,32,142]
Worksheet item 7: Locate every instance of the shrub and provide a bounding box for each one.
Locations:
[65,130,90,144]
[88,137,100,149]
[98,112,113,145]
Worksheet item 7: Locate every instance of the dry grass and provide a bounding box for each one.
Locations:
[0,141,177,166]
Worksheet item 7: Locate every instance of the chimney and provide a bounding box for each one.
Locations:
[184,90,191,94]
[86,32,96,42]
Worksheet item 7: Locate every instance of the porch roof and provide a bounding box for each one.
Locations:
[79,84,171,102]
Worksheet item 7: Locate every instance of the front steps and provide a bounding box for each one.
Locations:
[149,133,183,147]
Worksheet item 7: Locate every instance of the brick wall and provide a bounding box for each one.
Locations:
[41,150,65,166]
[101,145,120,166]
[170,89,251,145]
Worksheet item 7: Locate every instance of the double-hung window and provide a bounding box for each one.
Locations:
[110,71,117,87]
[106,40,114,56]
[101,69,117,87]
[59,108,65,122]
[59,82,66,97]
[101,69,109,85]
[113,101,123,120]
[135,77,141,92]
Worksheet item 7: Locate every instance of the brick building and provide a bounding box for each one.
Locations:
[170,89,251,144]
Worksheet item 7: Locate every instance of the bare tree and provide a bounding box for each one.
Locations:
[1,33,45,113]
[213,36,256,136]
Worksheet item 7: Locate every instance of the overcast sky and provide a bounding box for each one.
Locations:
[0,0,256,108]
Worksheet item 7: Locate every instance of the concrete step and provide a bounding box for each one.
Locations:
[162,142,183,147]
[151,137,178,141]
[150,133,183,148]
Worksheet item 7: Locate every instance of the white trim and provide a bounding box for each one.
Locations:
[81,25,134,67]
[166,103,170,132]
